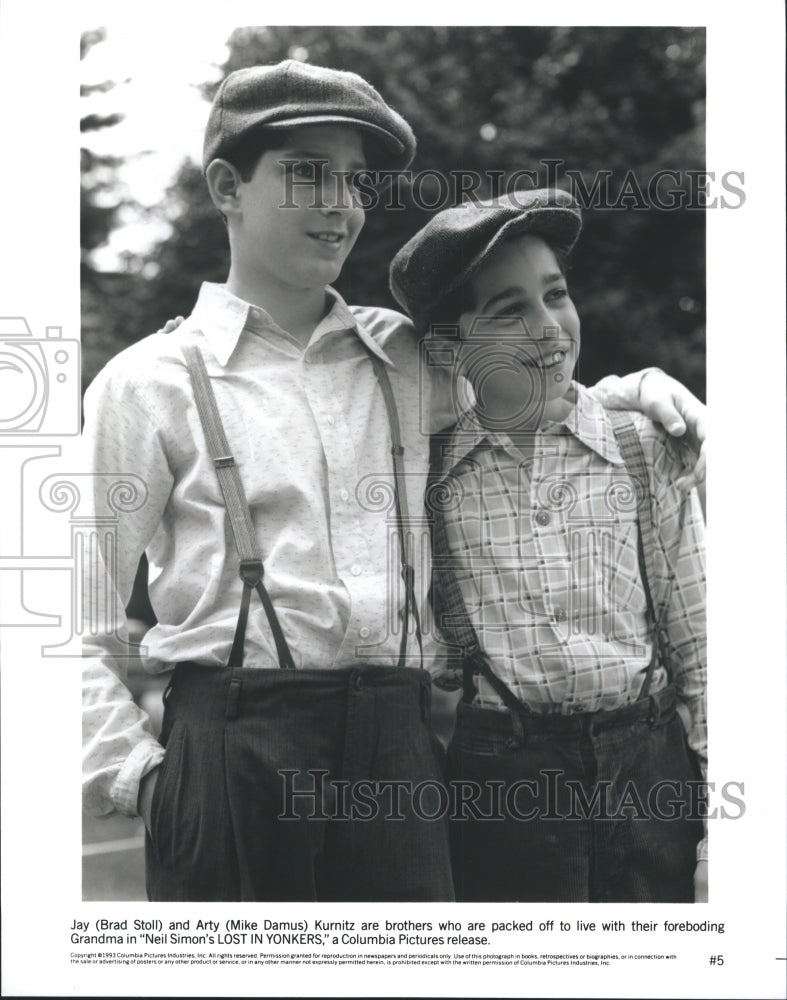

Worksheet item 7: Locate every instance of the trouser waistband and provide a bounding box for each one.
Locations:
[166,661,433,722]
[457,684,677,739]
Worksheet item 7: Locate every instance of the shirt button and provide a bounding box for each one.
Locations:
[359,626,370,638]
[340,489,349,502]
[351,565,362,576]
[535,509,551,526]
[354,675,364,690]
[326,415,335,427]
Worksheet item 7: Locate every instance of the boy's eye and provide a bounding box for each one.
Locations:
[494,302,524,318]
[291,161,317,180]
[546,287,569,302]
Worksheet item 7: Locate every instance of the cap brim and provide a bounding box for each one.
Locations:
[444,208,582,300]
[262,114,405,155]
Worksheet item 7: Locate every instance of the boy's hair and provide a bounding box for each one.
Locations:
[222,125,373,183]
[390,189,582,335]
[223,127,289,182]
[428,239,571,334]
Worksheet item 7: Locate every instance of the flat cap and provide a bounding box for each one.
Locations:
[203,60,416,172]
[390,188,582,333]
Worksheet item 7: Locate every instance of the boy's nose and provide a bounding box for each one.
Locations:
[318,171,358,213]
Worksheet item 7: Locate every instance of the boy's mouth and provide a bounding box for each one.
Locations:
[307,230,346,247]
[518,350,567,371]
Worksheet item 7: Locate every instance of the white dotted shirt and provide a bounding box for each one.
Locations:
[82,283,451,816]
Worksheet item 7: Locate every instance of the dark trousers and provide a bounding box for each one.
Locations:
[446,685,703,902]
[145,663,453,902]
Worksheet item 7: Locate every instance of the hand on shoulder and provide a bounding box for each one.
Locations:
[156,316,185,335]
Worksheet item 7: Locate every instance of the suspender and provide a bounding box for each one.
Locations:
[183,345,296,670]
[367,353,424,670]
[607,410,678,699]
[429,412,678,714]
[182,342,423,672]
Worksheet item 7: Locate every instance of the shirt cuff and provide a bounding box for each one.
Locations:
[696,835,708,863]
[109,738,166,816]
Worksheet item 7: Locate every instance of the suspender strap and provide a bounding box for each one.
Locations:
[368,353,424,670]
[607,411,677,697]
[426,436,521,723]
[183,345,296,670]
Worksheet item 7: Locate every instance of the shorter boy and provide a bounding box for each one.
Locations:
[390,190,707,902]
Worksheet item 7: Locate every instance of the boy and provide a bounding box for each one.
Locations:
[82,61,706,902]
[390,189,707,902]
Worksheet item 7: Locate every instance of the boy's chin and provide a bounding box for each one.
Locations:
[299,258,346,288]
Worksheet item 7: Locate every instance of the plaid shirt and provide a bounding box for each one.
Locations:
[433,382,707,780]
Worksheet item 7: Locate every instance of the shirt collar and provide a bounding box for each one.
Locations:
[187,282,393,367]
[560,382,625,465]
[438,381,624,478]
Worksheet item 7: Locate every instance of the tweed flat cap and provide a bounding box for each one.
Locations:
[203,60,416,172]
[390,189,582,332]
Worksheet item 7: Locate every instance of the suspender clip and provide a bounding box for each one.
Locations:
[213,455,235,468]
[226,674,242,720]
[238,559,263,587]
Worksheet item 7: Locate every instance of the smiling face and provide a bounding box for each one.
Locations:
[457,233,581,428]
[230,123,367,293]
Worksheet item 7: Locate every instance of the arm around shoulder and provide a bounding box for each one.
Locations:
[593,369,706,508]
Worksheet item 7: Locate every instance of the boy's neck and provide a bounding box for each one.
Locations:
[226,265,331,348]
[474,385,575,435]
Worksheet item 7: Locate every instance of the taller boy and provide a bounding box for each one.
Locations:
[82,60,706,902]
[82,60,458,902]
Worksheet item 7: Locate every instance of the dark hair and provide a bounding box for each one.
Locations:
[424,236,571,336]
[223,123,375,182]
[211,129,290,227]
[223,127,290,181]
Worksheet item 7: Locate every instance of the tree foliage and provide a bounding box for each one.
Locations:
[84,26,706,397]
[80,27,147,385]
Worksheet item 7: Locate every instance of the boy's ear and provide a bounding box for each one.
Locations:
[205,159,243,218]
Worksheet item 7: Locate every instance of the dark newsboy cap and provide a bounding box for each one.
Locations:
[390,189,582,333]
[203,59,416,172]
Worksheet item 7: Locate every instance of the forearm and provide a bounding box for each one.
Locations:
[83,653,165,816]
[81,369,172,816]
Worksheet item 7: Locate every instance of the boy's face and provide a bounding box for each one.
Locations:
[457,234,580,424]
[233,123,366,291]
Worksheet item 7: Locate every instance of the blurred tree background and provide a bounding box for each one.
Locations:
[81,26,705,397]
